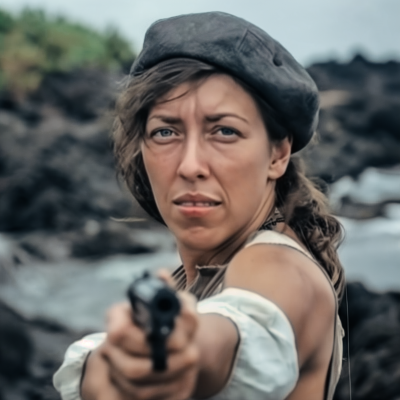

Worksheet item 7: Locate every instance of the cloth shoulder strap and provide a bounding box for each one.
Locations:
[245,230,313,259]
[244,229,343,400]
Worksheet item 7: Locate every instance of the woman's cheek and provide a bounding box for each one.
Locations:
[143,153,174,208]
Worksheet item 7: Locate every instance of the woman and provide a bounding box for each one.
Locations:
[54,11,345,400]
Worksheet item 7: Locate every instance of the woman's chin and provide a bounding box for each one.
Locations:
[176,227,225,252]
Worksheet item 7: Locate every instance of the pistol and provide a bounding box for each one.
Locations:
[127,272,181,372]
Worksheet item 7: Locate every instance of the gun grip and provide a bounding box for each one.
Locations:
[149,334,167,372]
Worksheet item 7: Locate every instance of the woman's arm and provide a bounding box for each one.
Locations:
[192,243,335,398]
[192,314,239,398]
[225,243,335,367]
[58,244,333,400]
[53,303,238,400]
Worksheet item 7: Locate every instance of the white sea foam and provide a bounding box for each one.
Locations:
[330,166,400,206]
[0,252,180,331]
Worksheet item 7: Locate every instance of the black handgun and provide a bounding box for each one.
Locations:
[127,272,181,372]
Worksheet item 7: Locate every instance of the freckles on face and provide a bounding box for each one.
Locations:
[141,74,274,249]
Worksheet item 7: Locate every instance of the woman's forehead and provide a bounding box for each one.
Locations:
[149,74,259,120]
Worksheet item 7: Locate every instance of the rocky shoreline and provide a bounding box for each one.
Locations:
[1,56,400,399]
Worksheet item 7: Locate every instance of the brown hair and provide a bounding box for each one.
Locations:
[113,58,345,301]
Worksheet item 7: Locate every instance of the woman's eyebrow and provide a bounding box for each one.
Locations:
[148,113,249,124]
[205,113,249,123]
[148,115,182,124]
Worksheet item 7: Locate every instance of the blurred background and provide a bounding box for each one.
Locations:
[0,1,399,399]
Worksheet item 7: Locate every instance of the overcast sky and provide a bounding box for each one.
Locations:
[2,0,399,65]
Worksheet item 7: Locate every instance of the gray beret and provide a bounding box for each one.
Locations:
[130,12,319,153]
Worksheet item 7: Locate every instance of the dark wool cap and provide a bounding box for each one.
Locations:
[130,12,319,153]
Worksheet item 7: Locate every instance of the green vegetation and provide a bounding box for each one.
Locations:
[0,7,135,95]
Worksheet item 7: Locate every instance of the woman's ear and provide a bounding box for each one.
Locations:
[268,138,291,180]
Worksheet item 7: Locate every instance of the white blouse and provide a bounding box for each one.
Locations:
[53,287,298,400]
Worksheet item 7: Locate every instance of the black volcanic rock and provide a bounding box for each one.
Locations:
[335,283,400,400]
[32,70,118,122]
[0,69,135,235]
[0,303,33,381]
[304,55,400,183]
[0,300,83,400]
[0,69,158,261]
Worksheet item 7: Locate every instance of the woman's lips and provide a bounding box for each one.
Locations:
[172,194,222,217]
[174,201,221,217]
[178,201,219,207]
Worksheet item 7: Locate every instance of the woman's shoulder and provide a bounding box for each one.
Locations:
[227,230,331,304]
[225,228,336,364]
[237,228,335,303]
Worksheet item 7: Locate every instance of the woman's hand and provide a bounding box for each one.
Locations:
[81,290,199,400]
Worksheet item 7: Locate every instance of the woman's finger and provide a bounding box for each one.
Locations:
[106,302,151,356]
[175,291,198,338]
[156,269,177,289]
[102,341,199,385]
[81,346,130,400]
[106,292,198,353]
[108,362,198,400]
[96,381,131,400]
[156,268,199,334]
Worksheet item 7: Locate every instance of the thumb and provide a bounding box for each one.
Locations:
[156,269,177,290]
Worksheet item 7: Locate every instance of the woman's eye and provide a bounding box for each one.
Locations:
[153,129,174,137]
[218,127,237,137]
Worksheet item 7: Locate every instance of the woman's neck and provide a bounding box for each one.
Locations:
[178,204,277,286]
[178,235,245,286]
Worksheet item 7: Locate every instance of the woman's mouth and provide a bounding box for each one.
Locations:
[178,201,220,207]
[173,195,221,217]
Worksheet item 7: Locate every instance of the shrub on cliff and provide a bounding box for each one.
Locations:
[0,7,135,97]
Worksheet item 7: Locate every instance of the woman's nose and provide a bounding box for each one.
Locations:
[176,137,210,182]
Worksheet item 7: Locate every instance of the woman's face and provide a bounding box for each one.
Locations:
[142,74,286,253]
